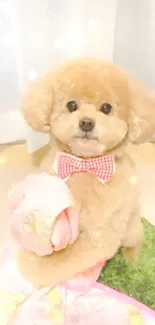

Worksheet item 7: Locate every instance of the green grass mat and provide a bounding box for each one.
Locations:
[99,219,155,310]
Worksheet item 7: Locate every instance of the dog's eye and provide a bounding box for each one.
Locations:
[67,101,78,112]
[100,103,112,114]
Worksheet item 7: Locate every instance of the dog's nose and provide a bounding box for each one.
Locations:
[79,118,95,132]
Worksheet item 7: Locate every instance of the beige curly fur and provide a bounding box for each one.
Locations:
[19,58,155,287]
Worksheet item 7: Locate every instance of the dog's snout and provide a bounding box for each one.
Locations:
[79,118,95,132]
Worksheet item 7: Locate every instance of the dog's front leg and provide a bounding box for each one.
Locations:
[122,206,143,262]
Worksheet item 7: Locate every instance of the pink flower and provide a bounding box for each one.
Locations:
[9,173,80,256]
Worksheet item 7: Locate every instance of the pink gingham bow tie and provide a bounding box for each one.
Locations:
[55,153,115,182]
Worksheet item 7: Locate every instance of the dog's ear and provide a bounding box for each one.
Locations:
[127,75,155,144]
[21,72,54,133]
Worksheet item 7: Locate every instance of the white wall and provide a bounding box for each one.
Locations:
[114,0,155,142]
[0,0,26,143]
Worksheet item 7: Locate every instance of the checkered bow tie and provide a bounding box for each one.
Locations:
[56,153,115,182]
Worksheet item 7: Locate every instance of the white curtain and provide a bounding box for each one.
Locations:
[114,0,155,89]
[0,0,155,150]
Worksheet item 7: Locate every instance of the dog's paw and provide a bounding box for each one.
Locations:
[122,246,141,263]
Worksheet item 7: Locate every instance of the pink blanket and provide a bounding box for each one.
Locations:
[0,256,154,324]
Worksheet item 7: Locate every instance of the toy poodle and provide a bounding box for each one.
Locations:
[19,58,155,287]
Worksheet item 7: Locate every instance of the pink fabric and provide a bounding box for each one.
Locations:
[8,173,80,256]
[64,262,104,291]
[0,256,154,325]
[55,153,115,182]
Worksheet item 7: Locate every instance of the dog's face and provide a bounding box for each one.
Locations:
[22,58,155,157]
[51,64,128,157]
